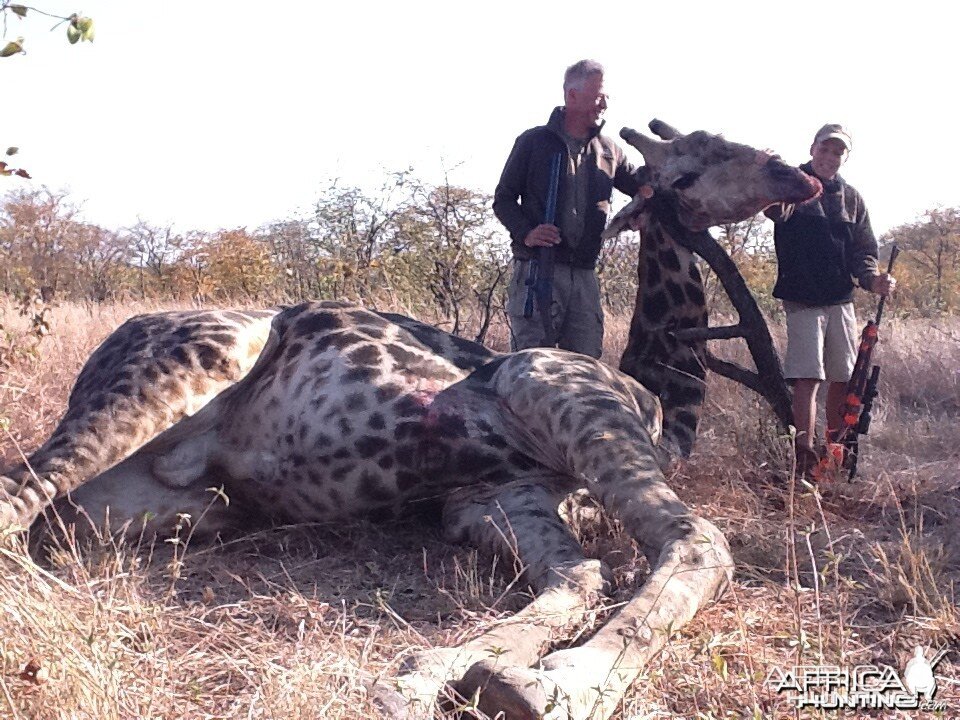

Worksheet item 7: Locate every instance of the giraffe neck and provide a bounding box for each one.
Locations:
[619,203,708,457]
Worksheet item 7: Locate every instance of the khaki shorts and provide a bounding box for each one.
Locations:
[783,300,858,382]
[507,260,604,358]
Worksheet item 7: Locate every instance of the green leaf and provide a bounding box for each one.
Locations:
[66,25,81,45]
[0,38,24,57]
[10,5,28,18]
[5,147,18,156]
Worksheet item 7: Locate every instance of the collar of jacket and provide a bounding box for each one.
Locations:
[800,161,844,195]
[546,106,605,141]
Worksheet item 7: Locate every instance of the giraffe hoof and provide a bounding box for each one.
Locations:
[450,660,550,720]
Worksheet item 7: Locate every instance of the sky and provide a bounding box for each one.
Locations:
[3,1,958,237]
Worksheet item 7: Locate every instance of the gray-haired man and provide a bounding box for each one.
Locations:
[493,59,640,358]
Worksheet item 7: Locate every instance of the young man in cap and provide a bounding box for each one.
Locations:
[493,59,640,358]
[766,124,896,472]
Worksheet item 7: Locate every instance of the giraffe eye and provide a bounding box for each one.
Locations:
[672,173,700,190]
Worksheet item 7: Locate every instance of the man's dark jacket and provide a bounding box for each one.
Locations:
[493,107,640,269]
[766,162,880,306]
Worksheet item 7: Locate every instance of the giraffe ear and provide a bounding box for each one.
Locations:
[620,127,670,168]
[602,190,650,239]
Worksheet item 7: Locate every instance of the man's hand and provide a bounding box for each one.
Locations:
[524,224,561,248]
[869,273,896,295]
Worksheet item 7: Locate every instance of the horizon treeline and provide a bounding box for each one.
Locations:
[2,172,958,337]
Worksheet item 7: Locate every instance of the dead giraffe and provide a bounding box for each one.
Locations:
[0,121,820,720]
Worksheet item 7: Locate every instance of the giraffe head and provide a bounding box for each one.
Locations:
[606,121,821,458]
[604,121,822,236]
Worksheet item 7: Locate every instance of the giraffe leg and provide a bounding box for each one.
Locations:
[370,476,610,719]
[448,351,733,720]
[36,440,247,543]
[1,310,273,535]
[457,483,731,720]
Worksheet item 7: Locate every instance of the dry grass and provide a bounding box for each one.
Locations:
[2,300,959,719]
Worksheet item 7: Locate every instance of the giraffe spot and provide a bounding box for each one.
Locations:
[658,249,682,272]
[377,454,395,470]
[347,309,376,324]
[285,342,304,359]
[368,412,386,430]
[330,464,353,482]
[295,311,342,336]
[344,366,377,383]
[376,384,403,402]
[688,264,702,282]
[332,447,351,461]
[359,472,394,502]
[328,487,344,507]
[685,282,705,306]
[359,325,385,340]
[643,290,670,323]
[393,396,426,418]
[396,445,415,468]
[396,471,419,492]
[665,280,686,305]
[345,392,367,412]
[434,413,469,439]
[395,421,423,440]
[348,344,381,367]
[338,417,353,436]
[585,397,622,413]
[541,361,564,375]
[646,260,662,286]
[355,435,385,458]
[467,356,508,383]
[112,383,133,398]
[170,346,191,367]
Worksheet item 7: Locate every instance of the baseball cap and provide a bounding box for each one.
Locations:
[813,123,852,151]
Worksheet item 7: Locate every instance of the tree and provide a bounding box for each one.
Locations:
[704,214,779,317]
[0,187,78,297]
[884,207,960,314]
[122,220,179,297]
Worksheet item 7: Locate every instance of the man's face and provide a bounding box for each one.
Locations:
[566,73,608,127]
[809,137,848,180]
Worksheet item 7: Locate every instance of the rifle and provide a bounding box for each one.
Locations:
[823,243,900,480]
[523,151,563,346]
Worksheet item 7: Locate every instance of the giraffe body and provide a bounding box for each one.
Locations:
[1,122,821,720]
